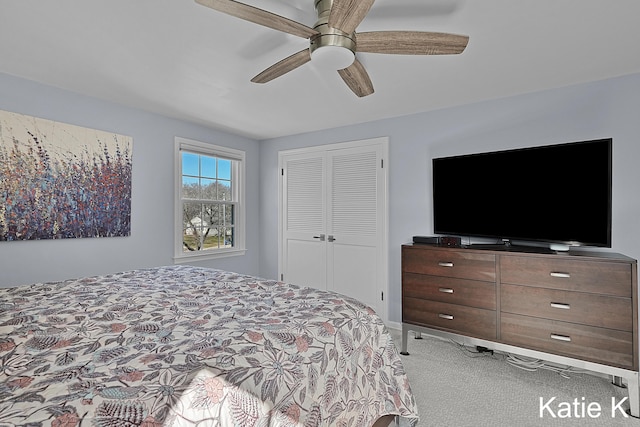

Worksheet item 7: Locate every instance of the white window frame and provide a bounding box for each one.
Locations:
[174,137,246,262]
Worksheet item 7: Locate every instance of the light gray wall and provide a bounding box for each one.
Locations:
[0,73,261,286]
[259,72,640,324]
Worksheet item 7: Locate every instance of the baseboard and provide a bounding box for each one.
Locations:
[386,320,402,331]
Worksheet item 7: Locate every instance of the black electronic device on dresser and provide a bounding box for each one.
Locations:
[413,235,461,247]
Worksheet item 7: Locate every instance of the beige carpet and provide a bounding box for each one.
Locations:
[390,328,640,426]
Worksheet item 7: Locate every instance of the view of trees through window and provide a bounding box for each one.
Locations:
[181,151,234,252]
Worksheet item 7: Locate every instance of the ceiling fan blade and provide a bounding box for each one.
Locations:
[195,0,318,39]
[338,59,374,97]
[365,1,460,20]
[357,31,469,55]
[251,48,311,83]
[329,0,375,34]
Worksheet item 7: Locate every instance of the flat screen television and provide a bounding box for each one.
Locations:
[432,138,612,250]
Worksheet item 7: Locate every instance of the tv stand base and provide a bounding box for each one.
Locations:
[401,323,640,418]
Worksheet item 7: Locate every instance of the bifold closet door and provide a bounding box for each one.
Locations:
[280,139,386,316]
[326,145,383,311]
[281,151,327,291]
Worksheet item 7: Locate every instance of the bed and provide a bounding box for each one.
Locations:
[0,265,419,426]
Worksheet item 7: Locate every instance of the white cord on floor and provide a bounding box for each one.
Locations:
[505,353,586,379]
[449,339,587,379]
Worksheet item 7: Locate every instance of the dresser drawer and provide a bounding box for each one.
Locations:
[501,255,632,297]
[403,247,496,282]
[403,297,496,340]
[501,313,634,369]
[501,284,632,331]
[403,272,496,310]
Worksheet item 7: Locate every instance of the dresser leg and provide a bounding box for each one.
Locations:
[400,324,410,355]
[626,372,640,418]
[612,376,626,388]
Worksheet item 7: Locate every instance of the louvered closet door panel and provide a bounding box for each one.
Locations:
[282,153,326,290]
[330,149,378,244]
[286,156,324,232]
[327,144,384,312]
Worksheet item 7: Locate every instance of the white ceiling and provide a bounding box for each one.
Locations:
[1,0,639,140]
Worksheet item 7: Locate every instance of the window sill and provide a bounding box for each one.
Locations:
[174,248,246,263]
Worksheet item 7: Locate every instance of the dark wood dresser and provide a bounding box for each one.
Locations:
[401,243,639,415]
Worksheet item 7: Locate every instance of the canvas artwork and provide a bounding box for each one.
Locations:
[0,110,132,241]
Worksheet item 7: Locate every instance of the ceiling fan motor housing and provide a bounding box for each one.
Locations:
[310,0,356,69]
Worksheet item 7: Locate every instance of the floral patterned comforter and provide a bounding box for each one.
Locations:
[0,266,419,426]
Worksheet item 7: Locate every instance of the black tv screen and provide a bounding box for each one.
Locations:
[432,138,612,249]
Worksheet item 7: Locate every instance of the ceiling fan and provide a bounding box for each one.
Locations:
[195,0,469,97]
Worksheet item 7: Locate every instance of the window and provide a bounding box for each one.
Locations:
[175,137,245,261]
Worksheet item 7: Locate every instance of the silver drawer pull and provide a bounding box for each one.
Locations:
[550,302,570,310]
[438,313,454,320]
[550,272,571,278]
[438,287,454,294]
[550,334,571,342]
[438,262,454,268]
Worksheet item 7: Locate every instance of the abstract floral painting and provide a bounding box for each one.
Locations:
[0,109,132,241]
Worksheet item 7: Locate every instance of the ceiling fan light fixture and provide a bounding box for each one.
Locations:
[309,28,356,71]
[310,44,355,70]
